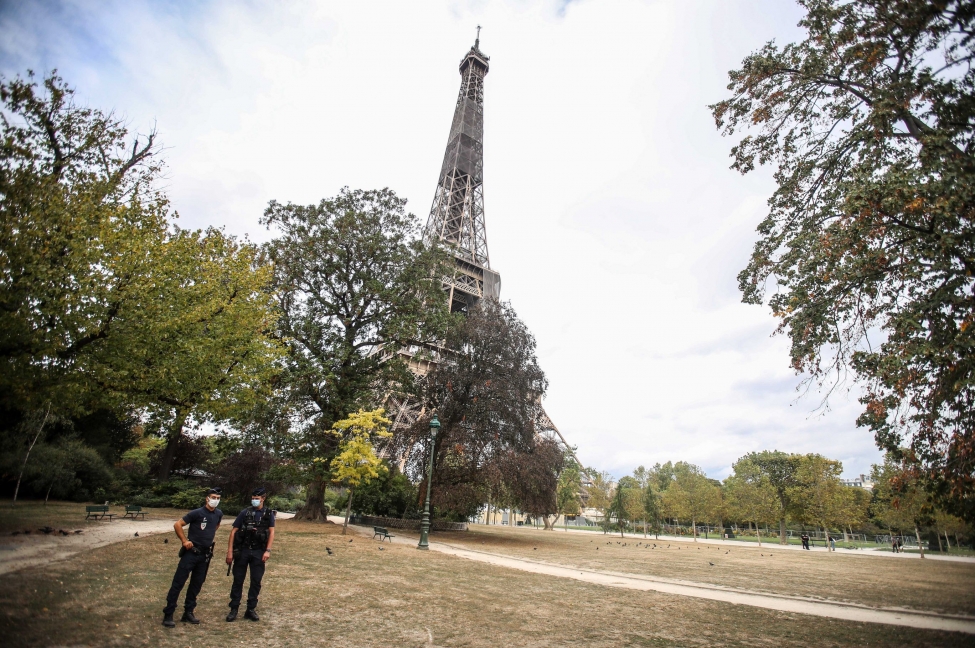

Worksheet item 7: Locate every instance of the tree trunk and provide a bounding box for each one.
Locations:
[822,527,829,551]
[643,517,647,538]
[156,408,189,480]
[542,515,555,530]
[620,519,625,538]
[295,475,330,521]
[945,530,951,550]
[341,485,354,535]
[936,530,944,553]
[914,526,925,559]
[45,479,54,505]
[13,403,51,503]
[756,523,762,547]
[485,498,492,525]
[779,517,787,544]
[692,517,697,541]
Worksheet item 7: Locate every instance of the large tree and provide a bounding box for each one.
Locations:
[712,0,975,523]
[392,299,556,522]
[0,72,164,416]
[788,454,856,552]
[262,188,449,520]
[731,451,801,544]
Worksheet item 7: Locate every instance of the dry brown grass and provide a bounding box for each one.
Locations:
[0,518,970,647]
[433,525,975,617]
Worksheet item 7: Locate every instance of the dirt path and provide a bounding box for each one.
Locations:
[0,517,181,575]
[0,512,297,575]
[338,521,975,635]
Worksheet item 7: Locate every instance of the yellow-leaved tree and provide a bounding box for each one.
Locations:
[329,409,392,535]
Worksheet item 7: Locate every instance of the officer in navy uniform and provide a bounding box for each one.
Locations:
[163,487,223,627]
[225,487,275,621]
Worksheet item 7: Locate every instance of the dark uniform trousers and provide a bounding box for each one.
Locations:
[230,548,266,611]
[164,549,211,615]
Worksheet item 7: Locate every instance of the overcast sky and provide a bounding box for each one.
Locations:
[0,0,884,480]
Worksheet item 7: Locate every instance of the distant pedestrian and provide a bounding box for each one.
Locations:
[801,533,810,550]
[829,536,836,551]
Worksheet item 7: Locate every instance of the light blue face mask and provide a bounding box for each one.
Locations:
[251,499,262,507]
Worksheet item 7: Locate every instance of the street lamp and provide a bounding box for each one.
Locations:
[417,414,440,550]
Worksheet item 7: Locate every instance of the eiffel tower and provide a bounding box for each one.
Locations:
[384,30,580,469]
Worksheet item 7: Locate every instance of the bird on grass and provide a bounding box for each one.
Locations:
[348,539,353,543]
[326,547,334,555]
[533,547,537,550]
[74,530,82,534]
[41,526,55,534]
[134,532,139,537]
[58,530,69,536]
[378,546,385,551]
[164,538,168,544]
[708,561,715,567]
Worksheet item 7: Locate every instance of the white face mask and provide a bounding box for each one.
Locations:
[207,497,220,508]
[251,499,262,507]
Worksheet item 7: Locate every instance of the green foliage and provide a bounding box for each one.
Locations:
[788,454,856,544]
[712,0,975,523]
[351,462,419,518]
[170,485,208,510]
[556,457,583,518]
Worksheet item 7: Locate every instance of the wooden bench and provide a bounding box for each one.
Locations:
[373,526,394,542]
[85,505,114,521]
[122,505,146,520]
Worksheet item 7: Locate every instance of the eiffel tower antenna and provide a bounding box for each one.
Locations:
[424,30,499,313]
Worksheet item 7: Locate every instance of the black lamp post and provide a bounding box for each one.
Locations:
[417,414,440,550]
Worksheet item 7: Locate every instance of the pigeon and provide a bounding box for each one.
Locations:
[326,547,334,555]
[708,561,715,567]
[761,554,764,556]
[58,529,69,536]
[378,546,385,551]
[725,550,729,554]
[134,532,139,537]
[41,526,55,535]
[533,547,537,550]
[74,530,83,535]
[23,530,31,535]
[348,539,353,543]
[164,539,168,544]
[596,547,599,550]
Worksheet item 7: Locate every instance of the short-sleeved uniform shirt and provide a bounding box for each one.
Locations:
[232,507,276,530]
[182,506,223,546]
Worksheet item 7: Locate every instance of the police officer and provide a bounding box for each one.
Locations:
[225,487,275,621]
[163,487,223,627]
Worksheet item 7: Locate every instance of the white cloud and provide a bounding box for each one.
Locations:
[0,0,883,480]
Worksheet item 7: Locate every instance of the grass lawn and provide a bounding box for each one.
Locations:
[437,525,975,617]
[0,509,971,647]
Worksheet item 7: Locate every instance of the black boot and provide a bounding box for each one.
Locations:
[181,610,200,624]
[244,608,260,622]
[226,608,238,622]
[162,614,175,628]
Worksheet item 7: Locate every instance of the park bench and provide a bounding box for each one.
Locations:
[122,505,146,520]
[85,505,114,521]
[373,526,394,542]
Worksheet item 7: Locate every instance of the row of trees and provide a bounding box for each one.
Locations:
[578,451,971,554]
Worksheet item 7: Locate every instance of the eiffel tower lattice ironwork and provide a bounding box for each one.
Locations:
[383,32,580,469]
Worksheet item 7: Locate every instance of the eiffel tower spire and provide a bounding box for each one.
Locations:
[425,32,501,313]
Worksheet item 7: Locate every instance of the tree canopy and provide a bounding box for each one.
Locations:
[712,0,975,523]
